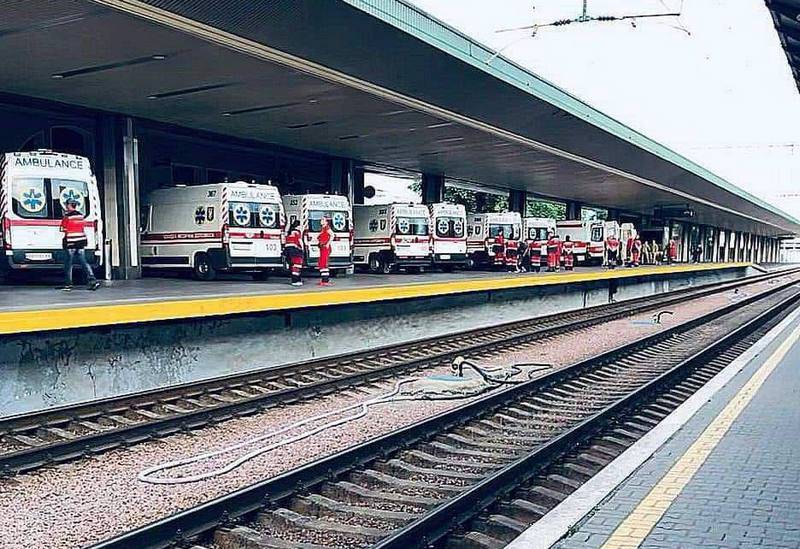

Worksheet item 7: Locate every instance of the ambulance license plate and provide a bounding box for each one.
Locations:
[26,253,52,261]
[440,254,451,260]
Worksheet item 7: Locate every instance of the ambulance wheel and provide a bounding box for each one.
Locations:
[368,255,382,274]
[466,257,476,270]
[193,253,217,281]
[380,260,393,275]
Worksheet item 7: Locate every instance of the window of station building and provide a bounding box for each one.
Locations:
[207,169,230,184]
[172,164,200,185]
[51,127,89,157]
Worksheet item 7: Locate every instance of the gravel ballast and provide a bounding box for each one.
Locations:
[0,275,793,549]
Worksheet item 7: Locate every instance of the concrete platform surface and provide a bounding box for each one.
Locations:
[545,300,800,549]
[0,262,748,335]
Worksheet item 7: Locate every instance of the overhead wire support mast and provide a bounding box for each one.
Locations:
[489,0,685,64]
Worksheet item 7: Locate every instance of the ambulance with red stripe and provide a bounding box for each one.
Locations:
[466,211,522,269]
[555,219,589,264]
[353,203,431,273]
[283,194,353,275]
[523,217,555,269]
[429,202,468,270]
[0,150,103,283]
[140,182,284,280]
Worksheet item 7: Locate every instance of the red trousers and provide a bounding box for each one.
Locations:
[318,246,331,270]
[547,251,559,268]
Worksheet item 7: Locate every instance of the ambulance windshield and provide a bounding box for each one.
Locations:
[528,227,549,241]
[12,178,90,219]
[490,224,516,239]
[397,217,429,236]
[435,217,464,238]
[310,210,349,232]
[228,202,280,229]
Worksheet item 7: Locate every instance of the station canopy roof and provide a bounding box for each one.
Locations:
[1,0,798,237]
[767,0,800,93]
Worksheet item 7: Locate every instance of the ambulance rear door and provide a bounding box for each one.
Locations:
[225,184,283,267]
[430,203,467,261]
[392,204,430,261]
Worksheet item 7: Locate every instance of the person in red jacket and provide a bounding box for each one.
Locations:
[285,219,304,286]
[317,216,333,286]
[630,235,643,267]
[59,199,100,291]
[492,231,506,269]
[606,234,620,269]
[562,235,575,271]
[668,237,678,264]
[546,233,562,272]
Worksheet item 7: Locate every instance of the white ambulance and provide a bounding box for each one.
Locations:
[282,194,353,274]
[556,219,589,264]
[466,211,522,268]
[140,182,284,281]
[429,202,468,270]
[587,220,611,264]
[0,150,103,282]
[524,217,556,268]
[353,203,431,273]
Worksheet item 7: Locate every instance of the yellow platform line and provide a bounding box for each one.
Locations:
[601,318,800,549]
[0,263,748,336]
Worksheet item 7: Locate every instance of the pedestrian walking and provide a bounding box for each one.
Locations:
[285,219,304,286]
[517,239,530,273]
[59,199,100,291]
[317,216,333,286]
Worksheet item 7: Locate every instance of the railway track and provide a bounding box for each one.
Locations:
[0,269,795,477]
[92,276,800,549]
[1,270,793,478]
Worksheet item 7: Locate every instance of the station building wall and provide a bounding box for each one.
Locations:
[0,94,785,278]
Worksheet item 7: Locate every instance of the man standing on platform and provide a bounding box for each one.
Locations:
[668,237,679,264]
[606,233,620,269]
[285,219,304,286]
[317,216,333,286]
[630,233,643,267]
[546,232,562,272]
[562,235,575,271]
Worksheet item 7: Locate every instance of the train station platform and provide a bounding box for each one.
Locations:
[0,263,750,336]
[510,291,800,549]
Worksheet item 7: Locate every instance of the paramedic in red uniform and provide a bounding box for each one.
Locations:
[530,241,541,273]
[630,234,643,267]
[562,235,575,271]
[546,233,562,272]
[493,231,506,269]
[317,216,333,286]
[59,198,101,291]
[606,234,620,269]
[668,237,678,265]
[285,219,304,286]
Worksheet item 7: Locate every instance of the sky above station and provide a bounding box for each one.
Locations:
[373,0,800,217]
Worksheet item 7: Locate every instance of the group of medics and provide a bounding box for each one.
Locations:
[492,232,681,274]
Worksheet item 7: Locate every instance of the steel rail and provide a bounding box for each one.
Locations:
[89,276,800,549]
[377,286,799,548]
[2,270,793,476]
